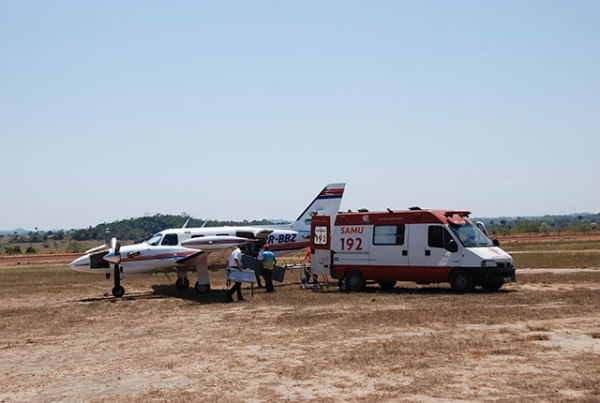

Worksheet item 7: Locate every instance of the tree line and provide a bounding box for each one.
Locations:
[47,214,278,243]
[1,212,598,256]
[476,213,599,236]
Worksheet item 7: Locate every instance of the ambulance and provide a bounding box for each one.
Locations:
[310,208,516,293]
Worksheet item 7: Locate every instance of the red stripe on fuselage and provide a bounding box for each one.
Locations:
[120,251,196,263]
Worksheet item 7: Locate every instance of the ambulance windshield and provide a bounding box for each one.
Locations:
[450,222,494,247]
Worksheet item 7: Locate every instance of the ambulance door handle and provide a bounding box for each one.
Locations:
[402,250,407,256]
[425,250,431,256]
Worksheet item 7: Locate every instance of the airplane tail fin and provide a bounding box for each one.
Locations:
[290,183,346,233]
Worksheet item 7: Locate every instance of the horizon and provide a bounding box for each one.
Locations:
[2,210,599,234]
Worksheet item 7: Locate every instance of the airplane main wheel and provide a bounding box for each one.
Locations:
[112,285,125,298]
[176,277,190,290]
[194,282,211,294]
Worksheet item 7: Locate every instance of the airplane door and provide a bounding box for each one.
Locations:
[310,216,332,276]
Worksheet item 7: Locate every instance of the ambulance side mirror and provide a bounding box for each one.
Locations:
[446,239,459,253]
[492,238,500,247]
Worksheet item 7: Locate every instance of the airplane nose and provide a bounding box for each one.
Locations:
[69,255,90,272]
[103,252,119,264]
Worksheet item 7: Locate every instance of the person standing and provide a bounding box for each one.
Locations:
[258,244,277,293]
[225,245,245,302]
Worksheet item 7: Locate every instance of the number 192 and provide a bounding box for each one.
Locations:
[340,237,363,251]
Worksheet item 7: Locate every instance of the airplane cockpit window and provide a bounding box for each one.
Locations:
[145,233,162,246]
[162,233,179,246]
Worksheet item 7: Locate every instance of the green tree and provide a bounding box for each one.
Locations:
[5,246,22,255]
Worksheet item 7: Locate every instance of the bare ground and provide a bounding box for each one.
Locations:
[0,262,599,402]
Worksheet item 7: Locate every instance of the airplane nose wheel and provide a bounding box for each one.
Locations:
[112,263,125,298]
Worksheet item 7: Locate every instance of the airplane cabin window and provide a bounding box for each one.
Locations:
[162,234,179,245]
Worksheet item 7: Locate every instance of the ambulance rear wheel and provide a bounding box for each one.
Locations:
[450,270,474,293]
[345,270,366,292]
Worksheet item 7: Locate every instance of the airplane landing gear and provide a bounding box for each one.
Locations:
[112,285,125,298]
[194,282,210,293]
[176,277,190,290]
[112,263,125,298]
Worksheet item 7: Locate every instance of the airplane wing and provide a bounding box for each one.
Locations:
[175,250,205,265]
[84,243,110,254]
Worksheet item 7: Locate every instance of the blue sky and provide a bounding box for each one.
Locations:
[1,0,599,231]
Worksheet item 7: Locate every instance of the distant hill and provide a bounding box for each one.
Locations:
[0,229,29,236]
[67,214,288,242]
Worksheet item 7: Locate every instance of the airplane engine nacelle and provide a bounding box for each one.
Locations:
[181,236,254,251]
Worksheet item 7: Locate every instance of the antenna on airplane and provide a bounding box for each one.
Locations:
[182,218,190,228]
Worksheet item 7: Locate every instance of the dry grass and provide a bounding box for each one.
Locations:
[500,236,600,269]
[1,241,599,402]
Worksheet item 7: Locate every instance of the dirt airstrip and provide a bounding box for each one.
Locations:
[0,242,599,402]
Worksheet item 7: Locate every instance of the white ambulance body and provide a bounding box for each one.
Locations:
[310,208,516,293]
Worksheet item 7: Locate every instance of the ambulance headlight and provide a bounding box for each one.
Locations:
[481,260,498,268]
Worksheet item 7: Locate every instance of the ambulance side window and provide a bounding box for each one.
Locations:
[428,226,453,249]
[373,225,405,245]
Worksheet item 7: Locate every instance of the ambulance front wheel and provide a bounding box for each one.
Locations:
[450,270,474,293]
[345,270,366,292]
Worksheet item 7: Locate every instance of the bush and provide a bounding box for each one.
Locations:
[5,246,22,255]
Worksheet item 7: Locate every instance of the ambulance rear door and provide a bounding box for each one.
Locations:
[310,216,333,276]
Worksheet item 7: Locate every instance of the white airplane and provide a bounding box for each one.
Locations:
[69,183,345,298]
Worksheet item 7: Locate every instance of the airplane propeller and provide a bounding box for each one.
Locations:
[104,237,125,298]
[111,237,121,262]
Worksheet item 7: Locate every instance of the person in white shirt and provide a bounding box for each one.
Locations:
[225,246,245,302]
